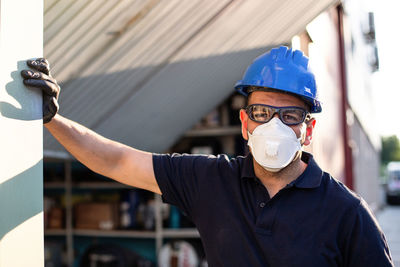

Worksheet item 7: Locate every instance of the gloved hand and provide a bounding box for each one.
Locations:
[20,58,60,123]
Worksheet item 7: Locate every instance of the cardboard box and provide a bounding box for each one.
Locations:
[48,207,64,229]
[75,202,119,230]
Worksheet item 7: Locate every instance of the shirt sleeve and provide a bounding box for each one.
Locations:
[152,153,218,218]
[342,199,394,267]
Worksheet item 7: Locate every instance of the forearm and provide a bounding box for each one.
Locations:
[45,114,159,193]
[45,114,126,176]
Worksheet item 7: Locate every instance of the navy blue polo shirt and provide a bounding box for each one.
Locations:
[152,152,393,267]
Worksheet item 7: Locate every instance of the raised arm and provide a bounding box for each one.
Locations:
[21,58,161,194]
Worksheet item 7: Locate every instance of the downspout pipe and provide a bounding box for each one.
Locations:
[337,4,354,189]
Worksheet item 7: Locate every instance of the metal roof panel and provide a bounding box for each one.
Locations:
[43,0,339,155]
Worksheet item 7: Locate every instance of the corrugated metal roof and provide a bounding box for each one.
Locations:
[43,0,339,157]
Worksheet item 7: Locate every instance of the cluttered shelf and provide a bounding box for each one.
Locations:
[44,228,200,239]
[44,181,133,190]
[44,229,155,238]
[184,126,241,137]
[44,229,67,236]
[73,229,157,238]
[162,228,200,238]
[43,181,65,189]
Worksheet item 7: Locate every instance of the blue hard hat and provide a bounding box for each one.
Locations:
[235,46,322,113]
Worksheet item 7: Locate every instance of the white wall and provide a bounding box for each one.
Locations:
[0,0,44,266]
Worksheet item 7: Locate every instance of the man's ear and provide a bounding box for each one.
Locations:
[239,109,249,140]
[303,118,316,146]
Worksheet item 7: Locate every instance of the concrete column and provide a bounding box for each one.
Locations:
[0,0,44,266]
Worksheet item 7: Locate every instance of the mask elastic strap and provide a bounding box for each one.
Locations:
[298,136,305,146]
[247,130,252,138]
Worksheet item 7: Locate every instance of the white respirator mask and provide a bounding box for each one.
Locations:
[247,118,303,172]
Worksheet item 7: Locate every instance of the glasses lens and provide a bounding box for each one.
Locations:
[280,108,305,124]
[247,104,307,125]
[249,105,273,122]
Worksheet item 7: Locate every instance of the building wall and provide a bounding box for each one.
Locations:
[342,0,380,147]
[350,115,381,209]
[304,9,346,182]
[342,0,382,207]
[304,4,382,207]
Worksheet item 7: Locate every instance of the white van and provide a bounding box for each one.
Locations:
[386,161,400,204]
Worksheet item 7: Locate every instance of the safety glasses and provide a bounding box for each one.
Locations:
[246,104,309,125]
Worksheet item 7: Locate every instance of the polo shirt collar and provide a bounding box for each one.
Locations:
[290,152,323,189]
[240,152,323,189]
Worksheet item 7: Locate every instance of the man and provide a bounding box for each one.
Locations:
[21,46,393,266]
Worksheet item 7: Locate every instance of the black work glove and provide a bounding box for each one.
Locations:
[20,58,60,123]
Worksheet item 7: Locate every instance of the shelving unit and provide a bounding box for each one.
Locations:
[44,162,202,266]
[73,229,158,239]
[184,126,241,137]
[44,181,133,190]
[43,93,246,266]
[45,229,67,236]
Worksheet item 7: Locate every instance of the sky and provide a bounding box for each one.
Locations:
[369,0,400,139]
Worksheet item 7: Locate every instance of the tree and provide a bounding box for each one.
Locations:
[381,135,400,165]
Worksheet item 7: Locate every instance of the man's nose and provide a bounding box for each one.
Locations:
[272,112,280,120]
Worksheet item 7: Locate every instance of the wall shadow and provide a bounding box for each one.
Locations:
[0,60,42,121]
[0,159,43,241]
